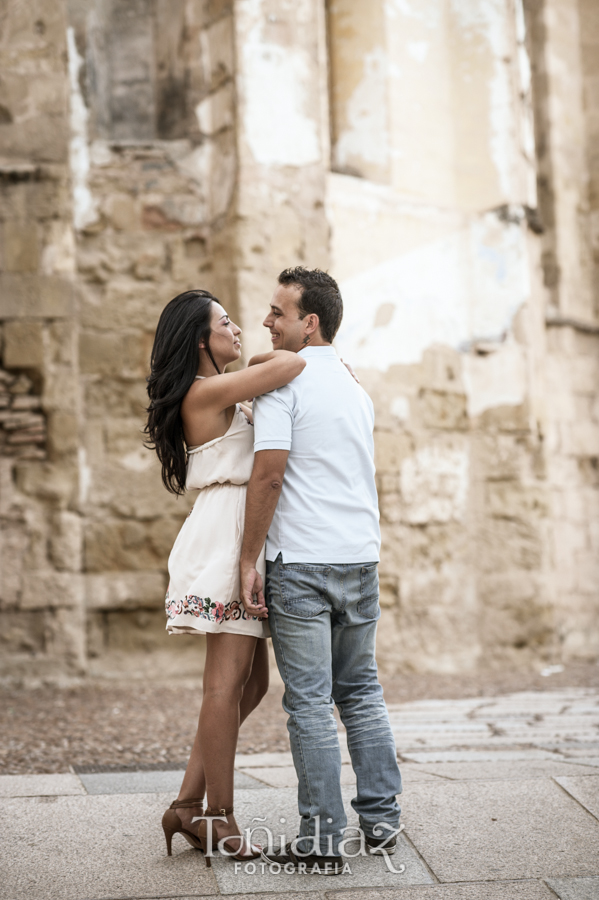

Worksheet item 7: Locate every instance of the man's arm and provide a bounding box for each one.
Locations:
[239,449,289,617]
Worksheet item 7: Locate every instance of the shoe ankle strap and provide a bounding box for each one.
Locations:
[204,805,233,816]
[170,798,204,809]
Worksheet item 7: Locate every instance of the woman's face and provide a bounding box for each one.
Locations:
[204,302,242,369]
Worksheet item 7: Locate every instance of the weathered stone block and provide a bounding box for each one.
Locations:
[80,278,165,331]
[379,575,399,609]
[476,434,528,481]
[43,368,79,414]
[87,462,187,519]
[0,274,74,318]
[374,431,413,473]
[47,412,79,456]
[50,511,83,572]
[104,193,139,231]
[48,321,76,366]
[85,378,148,417]
[84,517,183,572]
[103,417,146,456]
[561,422,599,457]
[486,481,549,520]
[0,116,69,164]
[478,519,543,572]
[79,331,125,376]
[0,610,47,656]
[478,571,552,654]
[85,571,167,610]
[477,403,530,432]
[14,461,76,506]
[2,320,44,369]
[20,571,84,610]
[401,440,470,524]
[104,606,172,654]
[397,565,480,673]
[417,389,469,430]
[2,221,39,273]
[0,520,29,607]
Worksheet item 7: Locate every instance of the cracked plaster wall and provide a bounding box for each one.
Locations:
[0,0,597,679]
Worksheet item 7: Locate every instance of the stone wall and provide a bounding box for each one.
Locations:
[0,0,597,681]
[0,0,85,679]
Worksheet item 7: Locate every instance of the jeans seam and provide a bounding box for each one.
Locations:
[269,558,315,830]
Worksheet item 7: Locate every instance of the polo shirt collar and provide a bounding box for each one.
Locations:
[298,345,337,359]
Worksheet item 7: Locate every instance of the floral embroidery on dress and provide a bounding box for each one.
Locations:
[165,590,258,622]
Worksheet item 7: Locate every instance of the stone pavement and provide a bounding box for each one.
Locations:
[2,688,599,900]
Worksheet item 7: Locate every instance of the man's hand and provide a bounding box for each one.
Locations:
[240,560,268,619]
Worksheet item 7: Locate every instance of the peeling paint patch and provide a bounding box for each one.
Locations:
[449,0,517,199]
[335,47,390,172]
[241,8,320,167]
[335,210,529,370]
[462,339,527,417]
[67,27,98,231]
[407,41,429,62]
[401,442,469,524]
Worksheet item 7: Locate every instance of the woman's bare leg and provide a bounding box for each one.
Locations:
[174,636,269,843]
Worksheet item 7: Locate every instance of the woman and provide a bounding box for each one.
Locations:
[145,289,305,865]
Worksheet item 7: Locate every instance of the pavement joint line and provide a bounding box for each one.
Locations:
[399,827,441,884]
[551,775,599,824]
[541,877,564,899]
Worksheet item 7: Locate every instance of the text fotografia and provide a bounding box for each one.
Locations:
[235,859,355,876]
[193,815,407,875]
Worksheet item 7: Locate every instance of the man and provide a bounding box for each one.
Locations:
[239,267,401,875]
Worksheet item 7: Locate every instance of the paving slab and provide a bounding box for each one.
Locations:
[554,776,599,821]
[562,759,599,768]
[402,749,559,763]
[238,764,358,788]
[79,769,265,795]
[326,880,558,900]
[545,876,599,900]
[235,751,295,768]
[397,764,447,783]
[416,760,599,781]
[402,778,599,881]
[0,792,217,900]
[210,786,432,895]
[0,773,85,797]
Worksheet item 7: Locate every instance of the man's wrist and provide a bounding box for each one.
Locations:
[240,555,256,569]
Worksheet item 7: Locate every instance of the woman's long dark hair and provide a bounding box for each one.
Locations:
[145,290,220,495]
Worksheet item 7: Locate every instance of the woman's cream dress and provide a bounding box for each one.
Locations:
[165,400,268,638]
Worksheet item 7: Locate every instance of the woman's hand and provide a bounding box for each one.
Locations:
[341,358,360,383]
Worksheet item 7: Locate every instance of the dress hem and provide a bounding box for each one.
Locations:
[166,620,269,638]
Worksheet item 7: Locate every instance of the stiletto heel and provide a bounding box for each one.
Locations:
[198,806,262,867]
[161,798,204,855]
[163,825,174,857]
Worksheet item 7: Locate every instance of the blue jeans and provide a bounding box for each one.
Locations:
[265,554,402,855]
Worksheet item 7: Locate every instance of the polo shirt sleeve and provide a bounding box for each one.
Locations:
[253,387,294,452]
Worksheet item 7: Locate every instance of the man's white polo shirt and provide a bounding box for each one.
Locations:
[252,345,381,564]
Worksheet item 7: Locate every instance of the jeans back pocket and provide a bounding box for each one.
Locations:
[280,564,330,618]
[358,563,380,619]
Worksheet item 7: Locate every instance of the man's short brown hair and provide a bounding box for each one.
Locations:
[278,267,343,343]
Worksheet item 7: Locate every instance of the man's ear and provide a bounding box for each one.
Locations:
[304,313,320,336]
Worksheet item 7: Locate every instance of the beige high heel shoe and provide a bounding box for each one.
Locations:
[197,805,262,867]
[162,797,205,856]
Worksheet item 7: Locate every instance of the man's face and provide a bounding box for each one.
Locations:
[263,284,307,352]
